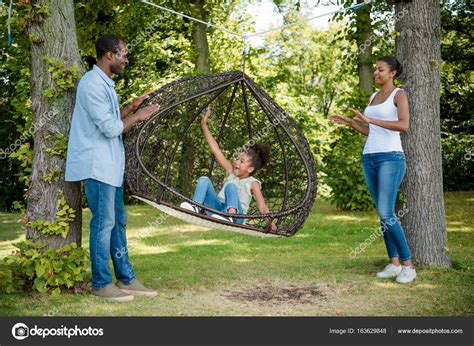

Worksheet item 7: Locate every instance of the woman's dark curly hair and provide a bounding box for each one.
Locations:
[378,56,403,79]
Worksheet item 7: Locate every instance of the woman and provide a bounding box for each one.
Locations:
[330,56,416,284]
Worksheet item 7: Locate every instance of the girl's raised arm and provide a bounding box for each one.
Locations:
[201,106,233,175]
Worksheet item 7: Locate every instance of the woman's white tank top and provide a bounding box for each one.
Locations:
[363,88,404,154]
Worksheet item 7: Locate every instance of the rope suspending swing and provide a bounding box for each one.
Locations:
[142,0,372,41]
[141,0,372,69]
[125,1,372,237]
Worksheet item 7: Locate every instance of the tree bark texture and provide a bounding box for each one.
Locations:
[190,0,211,74]
[395,0,451,267]
[356,0,373,94]
[26,0,84,249]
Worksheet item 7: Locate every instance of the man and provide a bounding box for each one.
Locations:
[66,34,160,302]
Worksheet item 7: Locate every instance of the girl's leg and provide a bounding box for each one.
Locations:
[223,183,244,224]
[363,155,399,262]
[376,153,412,266]
[193,176,222,212]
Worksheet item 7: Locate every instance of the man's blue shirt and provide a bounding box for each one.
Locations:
[65,65,125,187]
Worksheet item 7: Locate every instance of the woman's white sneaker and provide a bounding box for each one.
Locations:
[396,266,417,284]
[376,263,402,278]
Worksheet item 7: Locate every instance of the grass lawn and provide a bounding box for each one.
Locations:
[0,192,472,316]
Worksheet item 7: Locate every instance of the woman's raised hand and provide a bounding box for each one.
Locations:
[329,114,353,126]
[348,108,371,124]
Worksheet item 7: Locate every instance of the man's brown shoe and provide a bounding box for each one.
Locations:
[115,279,158,297]
[92,283,134,302]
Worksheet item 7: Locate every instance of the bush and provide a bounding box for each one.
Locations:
[0,240,89,294]
[441,133,474,191]
[322,129,373,211]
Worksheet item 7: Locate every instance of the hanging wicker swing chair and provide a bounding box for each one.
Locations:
[124,71,317,237]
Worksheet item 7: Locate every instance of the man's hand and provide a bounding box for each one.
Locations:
[131,90,155,111]
[136,104,160,122]
[121,103,160,133]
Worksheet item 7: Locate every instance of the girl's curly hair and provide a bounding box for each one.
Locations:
[246,143,270,174]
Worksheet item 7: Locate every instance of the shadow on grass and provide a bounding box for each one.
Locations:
[0,193,473,316]
[0,213,23,242]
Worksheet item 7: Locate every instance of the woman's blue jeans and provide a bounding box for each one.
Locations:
[193,176,244,224]
[83,179,136,290]
[362,152,412,261]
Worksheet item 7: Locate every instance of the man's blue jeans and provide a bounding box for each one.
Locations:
[362,152,412,261]
[193,176,244,224]
[83,179,136,290]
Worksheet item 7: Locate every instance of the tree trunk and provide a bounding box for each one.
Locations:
[176,0,211,195]
[26,0,84,249]
[395,0,451,267]
[356,0,373,94]
[190,0,211,74]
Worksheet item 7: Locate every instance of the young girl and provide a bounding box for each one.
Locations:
[181,106,277,232]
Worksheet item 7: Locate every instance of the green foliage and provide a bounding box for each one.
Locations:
[18,2,50,27]
[9,142,33,210]
[0,3,33,211]
[442,134,474,191]
[259,19,354,116]
[45,133,68,158]
[207,1,251,72]
[30,197,76,238]
[0,0,472,213]
[74,0,197,105]
[251,19,373,209]
[28,32,41,43]
[0,240,89,294]
[43,57,81,99]
[440,0,473,191]
[320,88,374,211]
[8,143,33,186]
[9,142,33,212]
[42,168,61,184]
[323,129,373,211]
[331,0,394,75]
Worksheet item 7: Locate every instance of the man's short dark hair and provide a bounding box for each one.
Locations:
[95,34,124,59]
